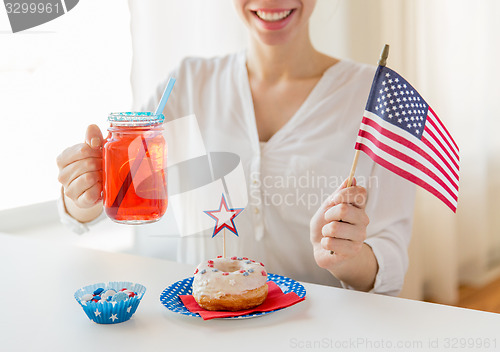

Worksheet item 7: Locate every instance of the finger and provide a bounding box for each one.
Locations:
[321,220,366,242]
[56,143,102,170]
[85,124,104,150]
[320,237,363,257]
[77,182,103,207]
[321,177,358,212]
[331,186,368,209]
[58,157,102,188]
[324,203,369,226]
[64,171,102,201]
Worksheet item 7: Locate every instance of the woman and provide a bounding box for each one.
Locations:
[57,0,415,295]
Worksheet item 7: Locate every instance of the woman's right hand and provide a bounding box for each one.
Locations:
[56,124,104,222]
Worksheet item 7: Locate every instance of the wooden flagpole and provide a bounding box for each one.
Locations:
[331,44,390,255]
[346,44,390,188]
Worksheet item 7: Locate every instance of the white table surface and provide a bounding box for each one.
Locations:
[1,233,499,352]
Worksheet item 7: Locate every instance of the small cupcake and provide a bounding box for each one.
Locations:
[74,281,146,324]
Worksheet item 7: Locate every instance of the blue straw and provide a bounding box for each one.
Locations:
[155,77,176,116]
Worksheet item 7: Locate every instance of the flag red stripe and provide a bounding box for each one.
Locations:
[426,113,459,161]
[428,107,459,153]
[355,143,457,212]
[420,135,459,178]
[423,126,460,171]
[358,129,458,196]
[361,116,459,182]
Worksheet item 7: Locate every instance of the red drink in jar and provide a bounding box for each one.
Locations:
[103,112,167,224]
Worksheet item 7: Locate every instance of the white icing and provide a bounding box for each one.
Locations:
[192,257,267,297]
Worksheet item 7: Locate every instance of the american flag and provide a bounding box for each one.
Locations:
[355,65,459,212]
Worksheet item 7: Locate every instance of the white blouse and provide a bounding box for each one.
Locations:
[142,52,416,295]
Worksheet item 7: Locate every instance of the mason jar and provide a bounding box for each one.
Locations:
[103,112,167,224]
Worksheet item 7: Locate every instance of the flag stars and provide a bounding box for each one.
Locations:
[398,118,403,123]
[385,73,390,78]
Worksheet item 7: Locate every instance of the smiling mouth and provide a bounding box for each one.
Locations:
[253,9,294,22]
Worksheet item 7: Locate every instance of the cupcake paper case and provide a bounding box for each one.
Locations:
[74,281,146,324]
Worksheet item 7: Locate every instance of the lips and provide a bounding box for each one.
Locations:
[255,9,293,22]
[250,8,296,30]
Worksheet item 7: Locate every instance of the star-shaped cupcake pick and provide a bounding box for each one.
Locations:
[204,194,244,257]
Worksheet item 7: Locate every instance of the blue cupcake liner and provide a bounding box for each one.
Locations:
[74,281,146,324]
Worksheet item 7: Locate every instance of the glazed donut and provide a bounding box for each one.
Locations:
[192,256,268,311]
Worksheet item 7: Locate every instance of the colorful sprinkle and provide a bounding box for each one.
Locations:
[194,268,199,274]
[207,260,214,264]
[112,291,129,302]
[222,272,229,276]
[212,269,219,272]
[208,264,214,268]
[82,293,93,302]
[217,255,222,258]
[102,289,116,300]
[239,270,246,273]
[245,260,252,264]
[261,270,267,276]
[248,269,254,273]
[237,257,242,260]
[243,257,248,260]
[243,272,249,276]
[200,269,206,274]
[93,288,104,296]
[260,262,265,266]
[231,256,237,260]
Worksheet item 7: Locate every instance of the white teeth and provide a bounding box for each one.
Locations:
[255,10,292,22]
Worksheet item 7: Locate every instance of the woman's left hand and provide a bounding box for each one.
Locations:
[310,177,370,272]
